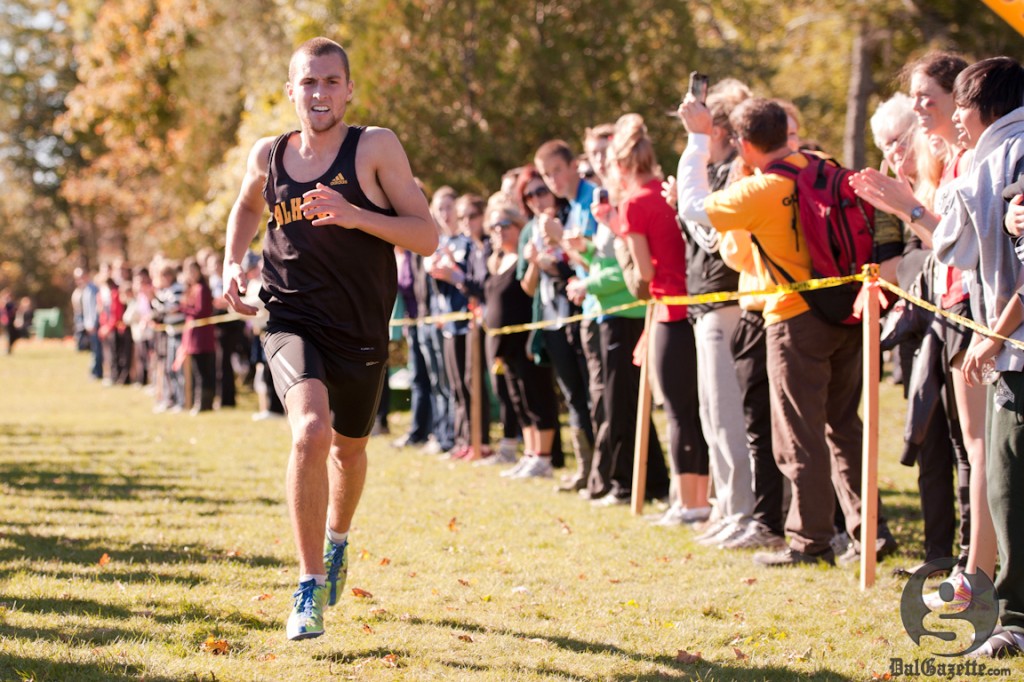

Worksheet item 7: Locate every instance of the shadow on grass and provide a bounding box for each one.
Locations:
[0,531,287,579]
[0,655,181,682]
[401,617,859,681]
[1,461,281,510]
[3,594,277,632]
[879,488,932,564]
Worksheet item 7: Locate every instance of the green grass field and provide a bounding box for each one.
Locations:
[2,343,1021,681]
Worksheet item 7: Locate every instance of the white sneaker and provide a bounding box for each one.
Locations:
[500,455,533,478]
[709,519,750,547]
[511,455,553,479]
[694,514,734,543]
[696,515,744,546]
[651,504,686,526]
[418,438,442,456]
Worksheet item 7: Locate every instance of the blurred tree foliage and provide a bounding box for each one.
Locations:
[0,0,1020,307]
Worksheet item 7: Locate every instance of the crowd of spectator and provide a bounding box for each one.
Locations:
[385,52,1024,657]
[69,249,282,420]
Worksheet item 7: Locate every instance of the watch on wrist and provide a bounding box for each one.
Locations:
[909,205,925,223]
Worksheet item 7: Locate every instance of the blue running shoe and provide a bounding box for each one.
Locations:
[323,538,348,607]
[286,578,327,640]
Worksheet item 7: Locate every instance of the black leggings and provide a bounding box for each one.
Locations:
[501,337,559,432]
[654,319,708,475]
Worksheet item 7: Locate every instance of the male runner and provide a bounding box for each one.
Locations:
[222,37,437,640]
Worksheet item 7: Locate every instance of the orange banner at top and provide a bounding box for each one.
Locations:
[980,0,1024,37]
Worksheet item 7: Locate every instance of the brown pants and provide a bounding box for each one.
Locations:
[766,311,863,554]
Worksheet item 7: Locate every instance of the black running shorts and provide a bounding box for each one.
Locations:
[262,321,387,438]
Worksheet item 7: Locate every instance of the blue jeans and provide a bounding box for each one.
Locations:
[418,324,454,450]
[88,330,103,379]
[405,325,433,443]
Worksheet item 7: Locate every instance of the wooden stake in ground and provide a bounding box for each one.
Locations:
[469,310,482,461]
[631,303,655,515]
[860,272,881,589]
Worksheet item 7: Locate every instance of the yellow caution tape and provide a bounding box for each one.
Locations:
[389,311,475,327]
[154,311,247,334]
[656,273,866,307]
[877,279,1024,353]
[482,273,866,337]
[147,267,1024,356]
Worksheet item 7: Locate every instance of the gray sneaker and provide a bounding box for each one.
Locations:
[720,522,787,550]
[511,455,553,479]
[474,448,517,467]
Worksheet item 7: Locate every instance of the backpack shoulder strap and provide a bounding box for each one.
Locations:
[749,234,796,285]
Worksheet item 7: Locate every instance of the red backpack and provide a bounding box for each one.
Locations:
[753,151,875,326]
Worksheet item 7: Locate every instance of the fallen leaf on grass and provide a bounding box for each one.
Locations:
[379,557,391,566]
[629,560,639,567]
[481,595,491,602]
[681,553,693,563]
[202,636,230,655]
[457,634,473,643]
[359,548,371,560]
[408,572,417,578]
[656,556,670,563]
[740,577,757,586]
[871,673,892,681]
[556,518,573,534]
[382,653,399,668]
[608,578,621,584]
[362,624,375,634]
[448,517,458,532]
[458,578,470,587]
[224,549,241,558]
[98,553,111,567]
[578,573,587,580]
[624,599,639,608]
[252,593,273,602]
[675,649,702,664]
[370,608,388,616]
[873,636,890,646]
[351,588,373,598]
[257,653,276,662]
[733,647,748,660]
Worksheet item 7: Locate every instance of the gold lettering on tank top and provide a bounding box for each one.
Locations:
[270,196,317,229]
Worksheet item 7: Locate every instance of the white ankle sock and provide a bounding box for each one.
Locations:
[326,527,349,545]
[300,574,327,586]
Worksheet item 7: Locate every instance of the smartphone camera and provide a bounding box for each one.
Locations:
[688,71,709,104]
[598,188,609,204]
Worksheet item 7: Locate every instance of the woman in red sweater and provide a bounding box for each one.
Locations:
[612,113,710,522]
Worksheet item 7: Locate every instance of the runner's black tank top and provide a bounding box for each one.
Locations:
[260,126,398,361]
